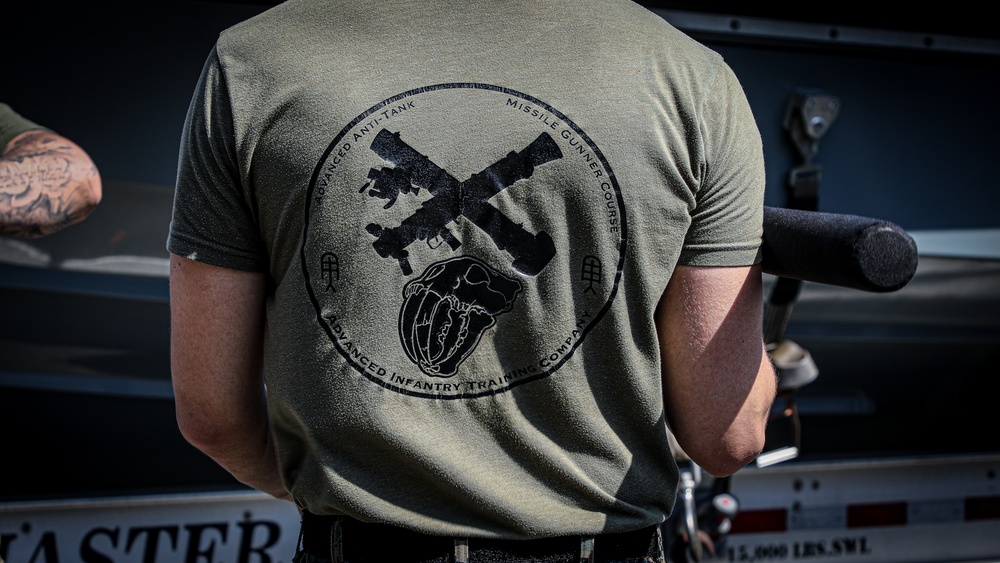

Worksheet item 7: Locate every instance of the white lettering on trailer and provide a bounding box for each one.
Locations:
[728,535,873,561]
[0,491,300,563]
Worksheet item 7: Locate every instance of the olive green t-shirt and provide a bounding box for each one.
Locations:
[169,0,764,539]
[0,103,45,151]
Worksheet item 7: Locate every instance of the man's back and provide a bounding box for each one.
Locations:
[168,0,771,549]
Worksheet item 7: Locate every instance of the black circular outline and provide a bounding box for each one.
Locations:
[301,83,628,399]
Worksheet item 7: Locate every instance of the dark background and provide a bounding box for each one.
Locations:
[5,1,999,229]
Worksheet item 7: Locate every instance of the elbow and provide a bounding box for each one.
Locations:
[8,174,103,238]
[69,165,103,220]
[80,172,103,212]
[175,403,233,457]
[697,356,777,477]
[176,409,210,452]
[700,428,767,477]
[675,420,767,478]
[58,153,103,230]
[59,183,102,230]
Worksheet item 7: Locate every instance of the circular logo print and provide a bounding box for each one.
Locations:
[302,84,626,398]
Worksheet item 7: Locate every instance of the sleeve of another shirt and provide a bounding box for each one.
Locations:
[678,61,765,268]
[0,103,48,149]
[167,47,266,273]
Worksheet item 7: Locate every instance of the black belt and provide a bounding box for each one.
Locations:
[298,511,663,563]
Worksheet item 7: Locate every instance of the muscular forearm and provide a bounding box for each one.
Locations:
[1,130,102,237]
[170,255,292,502]
[659,264,778,477]
[669,347,775,476]
[177,391,291,501]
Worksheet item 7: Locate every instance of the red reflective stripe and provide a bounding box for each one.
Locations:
[847,502,907,528]
[965,495,1000,521]
[730,508,788,534]
[728,494,999,536]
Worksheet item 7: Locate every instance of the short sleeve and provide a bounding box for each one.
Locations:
[0,103,48,150]
[678,62,764,267]
[167,47,266,272]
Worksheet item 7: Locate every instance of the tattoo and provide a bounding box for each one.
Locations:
[0,130,101,237]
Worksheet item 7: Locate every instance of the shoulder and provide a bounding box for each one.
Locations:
[216,0,332,57]
[606,3,730,85]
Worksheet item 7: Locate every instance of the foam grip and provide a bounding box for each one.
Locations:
[761,206,918,292]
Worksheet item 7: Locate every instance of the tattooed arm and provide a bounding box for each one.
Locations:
[0,129,103,238]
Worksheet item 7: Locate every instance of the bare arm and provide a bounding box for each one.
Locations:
[658,263,777,477]
[0,129,102,237]
[170,254,291,501]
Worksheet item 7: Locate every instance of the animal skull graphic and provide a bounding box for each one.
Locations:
[399,256,522,377]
